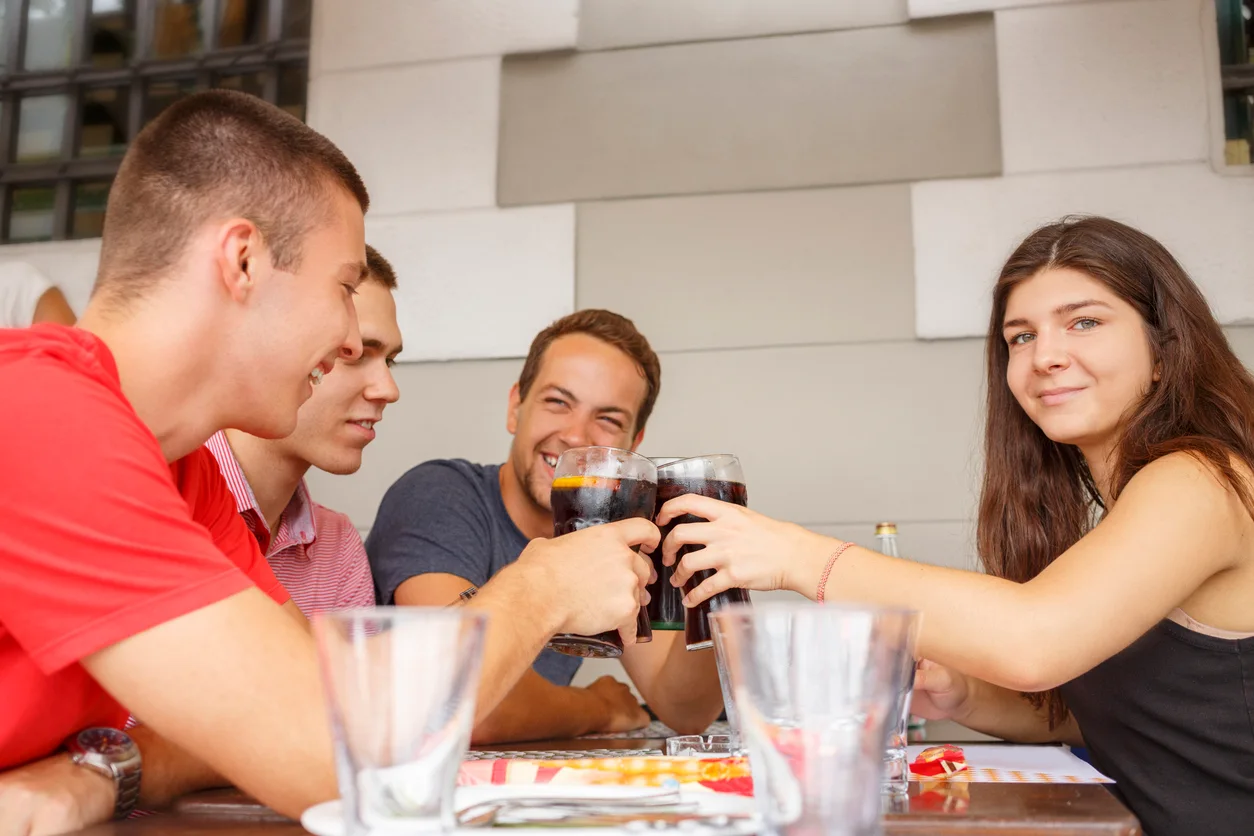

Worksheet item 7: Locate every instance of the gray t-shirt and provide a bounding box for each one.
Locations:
[366,459,583,687]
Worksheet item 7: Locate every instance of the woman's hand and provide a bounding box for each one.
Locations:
[655,494,829,607]
[911,659,974,723]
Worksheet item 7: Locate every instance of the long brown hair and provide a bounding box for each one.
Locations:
[977,216,1254,726]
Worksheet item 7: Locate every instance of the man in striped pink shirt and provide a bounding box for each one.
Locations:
[206,245,401,616]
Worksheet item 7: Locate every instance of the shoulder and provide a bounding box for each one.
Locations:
[309,501,364,546]
[1130,450,1252,493]
[1121,450,1253,530]
[1,329,163,475]
[1,326,121,405]
[172,445,237,506]
[379,459,497,509]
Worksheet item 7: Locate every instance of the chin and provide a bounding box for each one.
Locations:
[1036,421,1101,448]
[318,459,363,476]
[529,483,553,513]
[306,447,363,475]
[249,415,299,441]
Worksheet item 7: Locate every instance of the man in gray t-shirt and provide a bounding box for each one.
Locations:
[368,310,724,743]
[371,459,582,686]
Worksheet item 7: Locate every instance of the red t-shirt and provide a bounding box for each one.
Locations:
[0,324,289,770]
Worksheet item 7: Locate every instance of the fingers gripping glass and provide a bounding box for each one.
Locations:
[546,446,656,659]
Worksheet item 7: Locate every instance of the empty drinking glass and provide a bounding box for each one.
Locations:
[709,607,746,754]
[666,734,738,756]
[884,650,921,794]
[714,603,918,836]
[314,607,489,834]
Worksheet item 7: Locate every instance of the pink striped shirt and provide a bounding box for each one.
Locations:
[205,432,375,616]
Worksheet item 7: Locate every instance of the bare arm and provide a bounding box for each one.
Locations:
[396,570,557,725]
[281,598,308,629]
[31,286,76,325]
[396,572,647,739]
[396,520,659,724]
[129,725,228,809]
[471,670,646,744]
[912,661,1084,747]
[620,632,723,735]
[108,596,307,812]
[665,453,1249,694]
[81,588,336,820]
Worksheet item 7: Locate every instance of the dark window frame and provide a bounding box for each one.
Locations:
[0,0,309,243]
[1215,0,1253,167]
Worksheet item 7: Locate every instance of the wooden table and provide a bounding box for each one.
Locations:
[72,730,1141,836]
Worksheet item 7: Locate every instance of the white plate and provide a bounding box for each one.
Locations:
[301,784,757,836]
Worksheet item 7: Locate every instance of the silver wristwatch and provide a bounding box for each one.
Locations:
[64,728,142,819]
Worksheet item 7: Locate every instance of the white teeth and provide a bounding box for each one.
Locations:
[310,368,324,385]
[352,420,374,430]
[542,454,558,467]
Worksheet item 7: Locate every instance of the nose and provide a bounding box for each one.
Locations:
[557,416,592,450]
[366,364,401,405]
[339,307,364,363]
[1031,328,1070,374]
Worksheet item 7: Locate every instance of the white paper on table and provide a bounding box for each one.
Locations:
[907,744,1114,783]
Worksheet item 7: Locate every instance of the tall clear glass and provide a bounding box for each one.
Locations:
[708,610,745,754]
[314,607,488,835]
[654,454,749,651]
[714,603,919,836]
[547,446,656,658]
[884,640,919,795]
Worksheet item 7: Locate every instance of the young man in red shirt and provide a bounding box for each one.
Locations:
[0,91,655,832]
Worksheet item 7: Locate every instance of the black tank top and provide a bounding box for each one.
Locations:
[1059,619,1254,836]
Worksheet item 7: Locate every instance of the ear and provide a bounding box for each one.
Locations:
[215,218,263,303]
[506,382,522,435]
[1152,360,1162,383]
[629,429,645,452]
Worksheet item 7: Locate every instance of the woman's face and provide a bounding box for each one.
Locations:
[1002,267,1157,458]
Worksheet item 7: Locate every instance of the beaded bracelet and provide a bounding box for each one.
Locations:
[815,541,855,603]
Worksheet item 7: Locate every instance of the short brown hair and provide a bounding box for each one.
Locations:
[518,309,661,435]
[96,89,369,304]
[364,244,397,289]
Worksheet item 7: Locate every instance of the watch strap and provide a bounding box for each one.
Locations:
[112,762,141,819]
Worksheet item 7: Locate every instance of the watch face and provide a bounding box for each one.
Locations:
[75,728,134,758]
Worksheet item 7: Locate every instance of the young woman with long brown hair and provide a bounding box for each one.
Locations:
[657,216,1254,836]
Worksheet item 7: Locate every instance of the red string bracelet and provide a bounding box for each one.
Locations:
[816,541,855,602]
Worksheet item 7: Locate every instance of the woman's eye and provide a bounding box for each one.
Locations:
[1073,318,1099,331]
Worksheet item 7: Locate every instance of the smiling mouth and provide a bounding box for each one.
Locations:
[1039,388,1083,405]
[310,368,324,386]
[350,420,375,431]
[541,453,559,468]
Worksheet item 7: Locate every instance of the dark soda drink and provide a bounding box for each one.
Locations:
[647,477,690,630]
[548,474,656,658]
[661,476,749,651]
